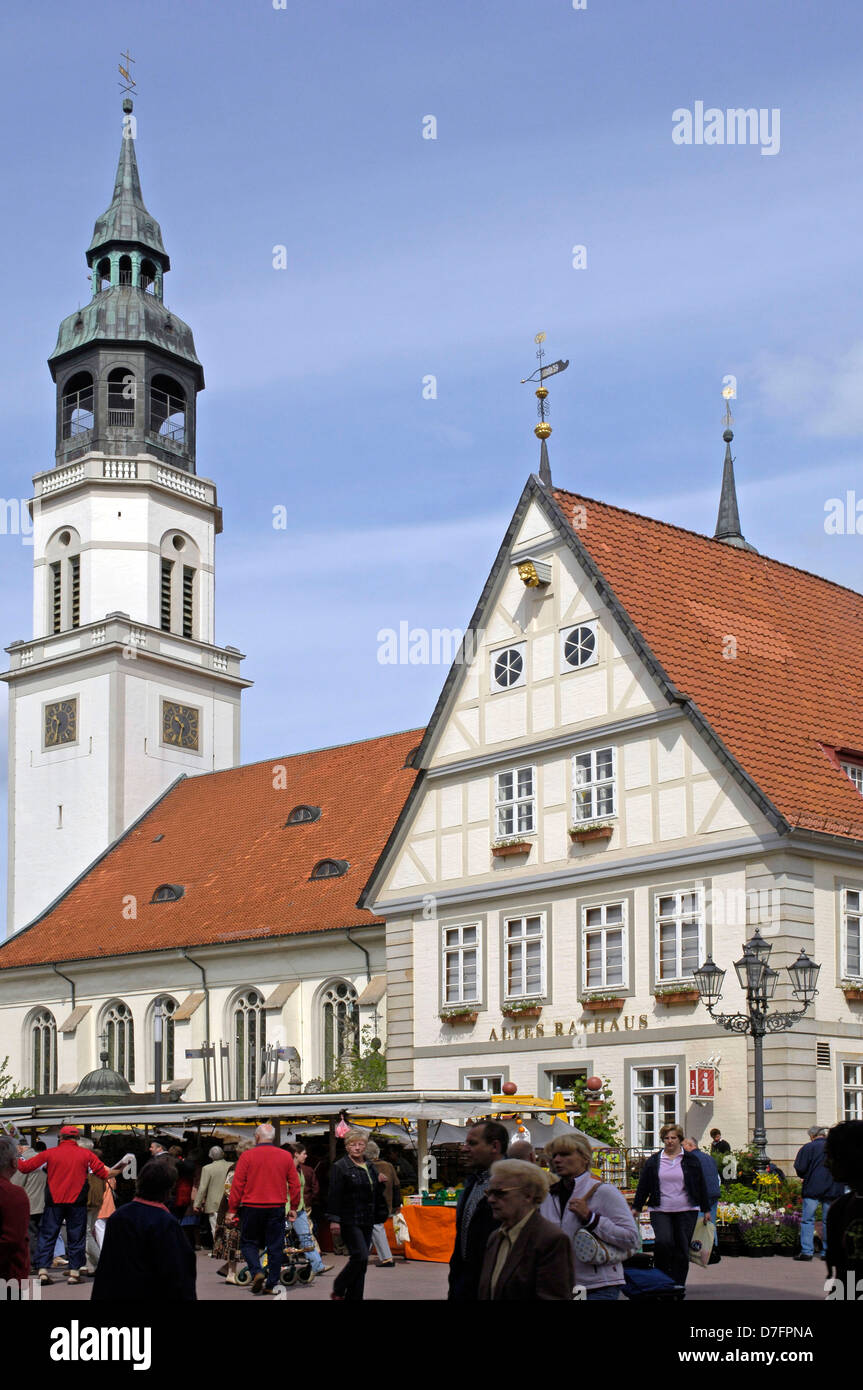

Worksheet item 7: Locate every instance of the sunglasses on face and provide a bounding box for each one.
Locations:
[487,1187,518,1197]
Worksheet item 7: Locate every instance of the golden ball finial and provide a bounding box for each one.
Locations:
[535,387,548,400]
[534,422,552,440]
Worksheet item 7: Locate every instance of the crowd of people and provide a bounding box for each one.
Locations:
[2,1116,862,1301]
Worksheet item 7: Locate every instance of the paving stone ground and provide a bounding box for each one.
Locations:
[34,1249,833,1302]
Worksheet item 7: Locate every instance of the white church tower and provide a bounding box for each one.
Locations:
[2,99,251,933]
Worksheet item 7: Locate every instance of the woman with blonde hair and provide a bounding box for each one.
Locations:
[540,1132,639,1301]
[326,1129,389,1301]
[478,1159,573,1300]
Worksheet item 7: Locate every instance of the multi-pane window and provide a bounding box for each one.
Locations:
[495,767,536,838]
[656,890,704,981]
[582,902,627,990]
[153,996,176,1084]
[561,622,597,670]
[105,1000,135,1083]
[844,1063,863,1121]
[491,644,525,691]
[31,1009,57,1094]
[841,761,863,794]
[443,923,480,1004]
[234,989,265,1099]
[323,981,358,1079]
[843,889,862,979]
[632,1066,678,1150]
[464,1074,504,1093]
[504,914,545,998]
[573,747,615,822]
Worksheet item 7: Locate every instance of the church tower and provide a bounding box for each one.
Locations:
[2,99,251,933]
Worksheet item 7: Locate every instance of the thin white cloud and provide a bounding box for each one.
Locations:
[753,343,863,438]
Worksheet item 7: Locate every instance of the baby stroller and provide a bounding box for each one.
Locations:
[235,1225,315,1288]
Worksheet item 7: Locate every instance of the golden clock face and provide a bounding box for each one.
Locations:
[44,698,77,748]
[162,700,200,750]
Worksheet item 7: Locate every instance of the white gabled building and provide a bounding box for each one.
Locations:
[362,454,863,1164]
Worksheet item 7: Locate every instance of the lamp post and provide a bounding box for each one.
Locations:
[693,930,820,1173]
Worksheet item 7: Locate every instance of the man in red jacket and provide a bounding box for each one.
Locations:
[227,1123,300,1294]
[0,1133,30,1283]
[17,1125,121,1285]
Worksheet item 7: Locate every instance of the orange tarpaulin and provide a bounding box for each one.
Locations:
[385,1205,457,1263]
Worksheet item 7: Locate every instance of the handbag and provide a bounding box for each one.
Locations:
[571,1182,640,1266]
[688,1215,715,1266]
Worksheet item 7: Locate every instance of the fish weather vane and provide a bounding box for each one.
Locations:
[521,332,569,442]
[118,49,137,98]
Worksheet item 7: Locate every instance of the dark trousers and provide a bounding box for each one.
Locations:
[332,1223,372,1301]
[239,1206,285,1288]
[651,1210,698,1287]
[37,1204,87,1273]
[28,1214,42,1270]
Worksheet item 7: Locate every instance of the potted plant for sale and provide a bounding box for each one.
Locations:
[739,1219,777,1258]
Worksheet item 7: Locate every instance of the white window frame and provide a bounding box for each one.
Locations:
[572,746,616,823]
[843,1063,863,1121]
[842,888,863,980]
[489,642,526,693]
[581,901,628,991]
[654,889,705,983]
[841,760,863,795]
[560,620,598,672]
[464,1073,505,1093]
[503,912,546,999]
[495,765,536,839]
[631,1065,679,1151]
[442,922,481,1005]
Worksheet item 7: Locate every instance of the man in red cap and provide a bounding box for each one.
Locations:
[17,1125,122,1285]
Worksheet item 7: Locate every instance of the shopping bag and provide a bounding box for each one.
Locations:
[689,1216,715,1266]
[392,1211,410,1246]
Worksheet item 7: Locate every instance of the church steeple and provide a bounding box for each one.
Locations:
[87,98,169,288]
[48,97,203,474]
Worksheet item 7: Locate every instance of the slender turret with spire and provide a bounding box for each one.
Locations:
[713,387,756,552]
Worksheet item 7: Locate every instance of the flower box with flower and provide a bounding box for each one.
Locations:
[579,992,625,1012]
[653,983,700,1004]
[569,821,614,845]
[501,999,543,1020]
[492,837,534,858]
[439,1006,479,1025]
[840,979,863,1002]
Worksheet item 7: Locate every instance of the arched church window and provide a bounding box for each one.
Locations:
[107,367,136,427]
[233,990,265,1101]
[118,254,133,286]
[30,1009,57,1094]
[322,981,358,1080]
[152,996,176,1084]
[104,1000,135,1083]
[150,374,186,444]
[96,257,111,292]
[140,258,157,295]
[61,372,94,439]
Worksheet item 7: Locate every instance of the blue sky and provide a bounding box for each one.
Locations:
[1,0,863,925]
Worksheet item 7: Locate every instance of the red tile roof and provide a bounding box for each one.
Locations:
[554,487,863,840]
[0,728,422,969]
